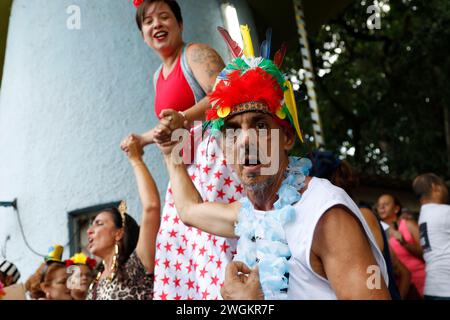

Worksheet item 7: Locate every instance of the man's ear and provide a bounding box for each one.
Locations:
[282,126,296,152]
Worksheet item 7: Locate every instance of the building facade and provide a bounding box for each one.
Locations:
[0,0,256,280]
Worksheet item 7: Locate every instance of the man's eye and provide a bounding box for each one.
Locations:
[256,122,268,130]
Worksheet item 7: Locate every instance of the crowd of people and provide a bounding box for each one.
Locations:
[1,0,449,301]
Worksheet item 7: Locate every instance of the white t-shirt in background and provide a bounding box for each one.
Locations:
[419,203,450,297]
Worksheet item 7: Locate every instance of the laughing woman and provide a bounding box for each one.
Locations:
[121,0,241,299]
[86,136,160,300]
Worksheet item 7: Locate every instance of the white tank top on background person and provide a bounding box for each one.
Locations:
[418,203,450,297]
[264,177,389,299]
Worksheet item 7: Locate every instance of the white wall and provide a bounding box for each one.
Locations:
[0,0,253,281]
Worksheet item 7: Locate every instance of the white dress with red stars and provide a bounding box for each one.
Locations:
[153,128,243,300]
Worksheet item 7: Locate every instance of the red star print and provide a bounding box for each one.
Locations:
[190,173,197,181]
[221,159,227,166]
[196,229,203,236]
[214,171,223,179]
[174,294,182,300]
[202,288,210,300]
[208,255,215,263]
[176,246,186,255]
[163,214,170,222]
[193,262,199,271]
[164,242,172,252]
[207,234,213,240]
[181,234,188,245]
[196,164,201,170]
[173,215,180,224]
[210,275,220,286]
[169,202,175,208]
[187,296,193,300]
[155,258,159,266]
[169,229,177,238]
[199,246,206,256]
[173,277,181,287]
[162,275,170,285]
[202,165,211,174]
[191,242,197,250]
[199,267,208,278]
[216,259,222,268]
[164,259,170,269]
[186,279,195,290]
[159,291,168,300]
[168,188,172,194]
[174,260,182,271]
[212,237,218,246]
[201,149,206,156]
[156,243,161,250]
[224,177,233,186]
[235,184,243,193]
[228,196,236,203]
[217,189,226,199]
[206,184,214,192]
[196,284,200,293]
[211,153,217,161]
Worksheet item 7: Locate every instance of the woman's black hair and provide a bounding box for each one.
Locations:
[99,207,140,267]
[135,0,183,32]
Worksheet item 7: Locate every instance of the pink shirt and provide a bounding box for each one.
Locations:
[389,219,426,296]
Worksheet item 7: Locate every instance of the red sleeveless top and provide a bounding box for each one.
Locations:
[154,55,195,119]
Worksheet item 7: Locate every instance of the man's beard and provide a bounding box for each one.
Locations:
[244,175,276,200]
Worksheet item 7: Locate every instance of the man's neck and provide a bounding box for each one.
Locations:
[245,158,290,211]
[421,197,443,205]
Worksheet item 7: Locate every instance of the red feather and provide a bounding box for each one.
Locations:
[217,27,243,58]
[209,68,283,116]
[274,42,288,68]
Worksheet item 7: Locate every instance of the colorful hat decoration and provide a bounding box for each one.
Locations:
[44,245,64,263]
[65,253,97,270]
[206,25,304,143]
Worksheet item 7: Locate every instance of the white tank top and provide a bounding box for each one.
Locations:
[418,203,450,297]
[282,177,388,299]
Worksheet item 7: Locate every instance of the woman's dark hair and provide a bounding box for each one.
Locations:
[390,194,402,217]
[99,207,140,267]
[135,0,183,32]
[307,150,359,195]
[380,194,402,218]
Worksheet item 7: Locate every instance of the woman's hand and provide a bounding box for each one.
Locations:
[121,133,146,154]
[390,229,406,245]
[159,109,189,131]
[123,135,144,163]
[154,109,189,142]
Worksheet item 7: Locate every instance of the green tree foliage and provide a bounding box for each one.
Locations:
[285,0,450,180]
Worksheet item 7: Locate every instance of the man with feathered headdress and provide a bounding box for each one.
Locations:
[156,25,391,300]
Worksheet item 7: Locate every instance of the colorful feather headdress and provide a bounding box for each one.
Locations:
[65,253,97,270]
[206,25,304,143]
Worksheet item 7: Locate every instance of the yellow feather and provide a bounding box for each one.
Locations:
[240,25,254,58]
[284,81,304,143]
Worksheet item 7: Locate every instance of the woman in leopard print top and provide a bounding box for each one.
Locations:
[86,136,160,300]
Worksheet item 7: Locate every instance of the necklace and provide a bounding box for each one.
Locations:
[234,156,311,299]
